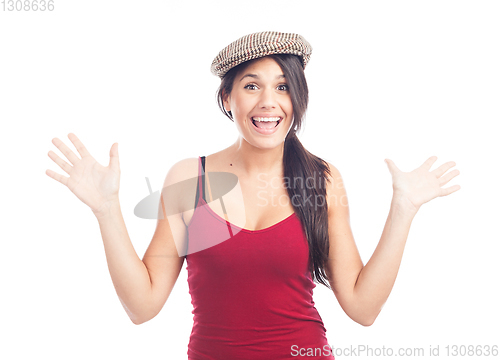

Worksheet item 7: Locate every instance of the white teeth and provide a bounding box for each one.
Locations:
[252,117,281,122]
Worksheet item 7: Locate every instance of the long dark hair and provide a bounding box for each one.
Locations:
[216,54,333,290]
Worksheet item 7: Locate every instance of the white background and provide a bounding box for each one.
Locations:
[1,1,499,359]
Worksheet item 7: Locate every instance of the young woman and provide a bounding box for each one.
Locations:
[46,31,460,359]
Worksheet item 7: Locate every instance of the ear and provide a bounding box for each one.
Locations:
[222,91,231,112]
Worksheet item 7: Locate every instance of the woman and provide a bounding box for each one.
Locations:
[46,31,460,359]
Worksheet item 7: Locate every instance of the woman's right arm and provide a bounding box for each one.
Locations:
[46,133,192,325]
[94,174,187,325]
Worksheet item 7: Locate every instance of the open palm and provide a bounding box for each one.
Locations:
[385,156,460,213]
[46,133,120,216]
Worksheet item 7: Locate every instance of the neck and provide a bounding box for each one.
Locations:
[228,138,285,177]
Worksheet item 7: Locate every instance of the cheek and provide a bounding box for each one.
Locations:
[230,95,249,115]
[285,101,293,116]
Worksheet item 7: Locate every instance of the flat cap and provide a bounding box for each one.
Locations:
[211,31,313,78]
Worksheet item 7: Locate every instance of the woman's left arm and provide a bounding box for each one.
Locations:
[325,156,460,326]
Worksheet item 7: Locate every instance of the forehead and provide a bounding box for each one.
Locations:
[236,57,284,77]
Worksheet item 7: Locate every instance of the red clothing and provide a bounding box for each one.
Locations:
[186,156,334,359]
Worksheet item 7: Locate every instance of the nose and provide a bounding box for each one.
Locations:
[258,87,277,109]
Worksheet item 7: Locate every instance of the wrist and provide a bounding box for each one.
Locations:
[391,192,419,218]
[93,198,121,221]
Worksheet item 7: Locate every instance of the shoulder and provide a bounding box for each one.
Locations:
[163,157,200,187]
[323,161,349,212]
[324,161,345,192]
[324,161,342,183]
[160,157,201,215]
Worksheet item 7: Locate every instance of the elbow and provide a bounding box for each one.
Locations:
[130,311,154,325]
[340,292,384,327]
[131,317,147,325]
[349,300,382,327]
[348,310,379,327]
[119,296,154,325]
[129,310,157,325]
[128,312,146,325]
[357,316,376,327]
[358,309,381,327]
[130,309,162,325]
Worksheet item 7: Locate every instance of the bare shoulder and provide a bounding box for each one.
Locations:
[324,161,345,192]
[324,161,342,181]
[323,161,349,212]
[160,157,200,216]
[163,157,199,186]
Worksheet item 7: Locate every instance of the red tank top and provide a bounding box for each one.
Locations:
[185,156,335,359]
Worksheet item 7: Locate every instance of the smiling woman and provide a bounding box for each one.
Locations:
[214,50,334,294]
[178,36,337,358]
[46,30,461,360]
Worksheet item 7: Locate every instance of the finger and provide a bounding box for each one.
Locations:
[68,133,91,158]
[385,158,400,174]
[439,184,461,196]
[421,156,438,171]
[48,150,72,175]
[109,143,120,170]
[438,169,460,187]
[52,137,80,165]
[432,161,457,178]
[45,168,69,186]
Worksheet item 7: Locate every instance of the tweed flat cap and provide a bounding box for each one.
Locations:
[211,31,312,78]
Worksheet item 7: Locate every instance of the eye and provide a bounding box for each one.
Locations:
[277,84,289,91]
[244,83,258,90]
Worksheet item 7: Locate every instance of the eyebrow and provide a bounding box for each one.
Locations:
[239,74,286,82]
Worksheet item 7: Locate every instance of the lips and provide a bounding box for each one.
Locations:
[250,116,283,135]
[251,116,282,128]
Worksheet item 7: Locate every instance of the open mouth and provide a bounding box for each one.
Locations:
[251,116,282,129]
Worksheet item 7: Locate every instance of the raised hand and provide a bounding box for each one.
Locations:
[385,156,460,213]
[46,133,121,217]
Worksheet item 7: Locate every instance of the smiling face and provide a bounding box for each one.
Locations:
[223,57,294,149]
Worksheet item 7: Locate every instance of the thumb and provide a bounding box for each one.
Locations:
[109,143,120,169]
[384,158,398,174]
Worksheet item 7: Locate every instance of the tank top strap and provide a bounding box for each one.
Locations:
[194,156,206,208]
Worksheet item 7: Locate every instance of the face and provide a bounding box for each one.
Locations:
[223,57,294,149]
